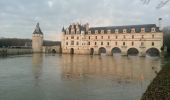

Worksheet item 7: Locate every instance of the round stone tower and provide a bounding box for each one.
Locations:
[32,23,43,53]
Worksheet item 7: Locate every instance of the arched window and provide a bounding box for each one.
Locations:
[95,36,97,39]
[116,36,118,39]
[107,42,109,46]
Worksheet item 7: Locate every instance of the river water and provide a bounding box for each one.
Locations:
[0,54,163,100]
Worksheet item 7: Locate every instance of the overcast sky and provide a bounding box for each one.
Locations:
[0,0,169,41]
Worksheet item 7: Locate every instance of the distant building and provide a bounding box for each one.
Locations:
[62,19,163,56]
[32,23,61,53]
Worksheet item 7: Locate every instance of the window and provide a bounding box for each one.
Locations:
[107,30,111,34]
[152,34,154,38]
[88,42,90,45]
[95,42,97,45]
[132,35,134,39]
[132,42,134,46]
[66,37,68,40]
[116,36,118,39]
[95,36,97,39]
[141,28,145,33]
[71,36,74,39]
[141,42,144,46]
[77,42,79,45]
[71,41,74,45]
[95,30,98,34]
[107,42,109,46]
[152,42,154,46]
[115,29,119,33]
[101,42,103,45]
[123,35,126,39]
[131,28,135,33]
[151,28,155,32]
[89,36,90,39]
[77,37,79,40]
[142,35,144,38]
[101,36,103,39]
[66,42,68,45]
[123,29,127,33]
[101,30,104,34]
[123,42,125,46]
[115,42,117,46]
[108,36,110,39]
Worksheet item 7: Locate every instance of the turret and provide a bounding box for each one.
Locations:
[32,23,43,53]
[158,18,163,31]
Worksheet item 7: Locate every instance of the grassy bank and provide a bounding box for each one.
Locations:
[141,60,170,100]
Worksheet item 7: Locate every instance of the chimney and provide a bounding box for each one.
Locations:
[158,18,163,31]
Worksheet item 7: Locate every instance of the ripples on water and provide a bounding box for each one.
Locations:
[0,54,162,100]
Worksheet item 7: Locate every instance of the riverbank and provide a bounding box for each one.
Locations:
[141,60,170,100]
[0,48,32,56]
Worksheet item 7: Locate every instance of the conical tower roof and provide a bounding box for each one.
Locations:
[33,23,43,34]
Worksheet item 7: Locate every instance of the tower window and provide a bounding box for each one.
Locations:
[107,42,109,46]
[152,34,154,38]
[77,37,79,40]
[101,36,103,39]
[108,36,110,39]
[115,42,117,46]
[132,35,134,39]
[95,36,97,39]
[66,37,68,40]
[89,36,90,39]
[132,42,134,46]
[66,42,68,45]
[124,35,126,39]
[123,42,125,46]
[152,42,154,46]
[141,42,144,46]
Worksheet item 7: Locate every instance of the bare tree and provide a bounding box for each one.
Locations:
[141,0,170,9]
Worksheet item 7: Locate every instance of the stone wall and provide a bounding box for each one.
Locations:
[0,48,32,56]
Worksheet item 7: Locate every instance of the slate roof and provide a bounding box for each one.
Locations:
[89,24,161,34]
[33,23,43,34]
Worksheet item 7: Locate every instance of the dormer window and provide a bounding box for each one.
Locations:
[88,31,91,34]
[101,30,104,34]
[95,30,98,34]
[141,28,145,33]
[131,28,135,33]
[151,27,156,32]
[123,29,127,33]
[107,30,111,34]
[115,29,119,33]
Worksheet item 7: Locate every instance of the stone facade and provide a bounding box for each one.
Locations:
[62,20,163,56]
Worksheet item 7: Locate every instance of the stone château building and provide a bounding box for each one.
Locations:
[62,19,163,56]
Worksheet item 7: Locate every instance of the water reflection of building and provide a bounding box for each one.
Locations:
[61,55,161,82]
[32,54,43,86]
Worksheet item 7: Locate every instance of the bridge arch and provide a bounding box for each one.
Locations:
[127,48,139,56]
[98,47,106,55]
[70,48,74,54]
[146,48,160,57]
[111,47,121,55]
